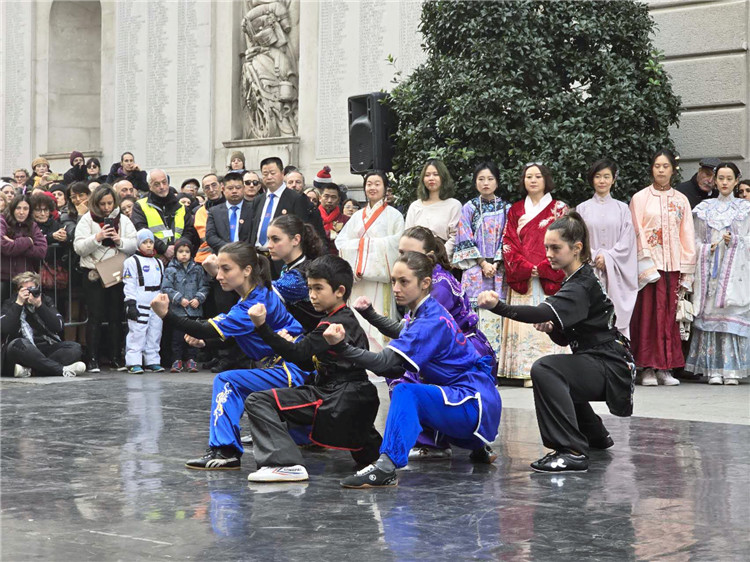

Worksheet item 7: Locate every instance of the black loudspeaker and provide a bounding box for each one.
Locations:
[348,92,397,174]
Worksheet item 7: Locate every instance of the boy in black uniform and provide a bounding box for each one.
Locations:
[244,255,382,482]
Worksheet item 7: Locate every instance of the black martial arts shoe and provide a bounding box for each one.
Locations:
[340,464,398,488]
[588,434,614,450]
[530,451,588,473]
[185,447,241,470]
[469,445,498,464]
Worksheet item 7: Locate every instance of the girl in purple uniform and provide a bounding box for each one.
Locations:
[322,251,502,488]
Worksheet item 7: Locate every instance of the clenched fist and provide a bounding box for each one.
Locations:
[477,290,501,310]
[151,293,170,318]
[352,296,372,311]
[248,303,267,327]
[322,323,346,346]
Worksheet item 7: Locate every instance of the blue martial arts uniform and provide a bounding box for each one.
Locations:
[206,285,308,454]
[383,297,502,467]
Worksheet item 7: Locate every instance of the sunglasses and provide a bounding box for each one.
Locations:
[524,161,544,168]
[244,180,260,186]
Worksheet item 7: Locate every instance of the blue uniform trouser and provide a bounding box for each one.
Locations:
[209,366,306,455]
[380,383,487,468]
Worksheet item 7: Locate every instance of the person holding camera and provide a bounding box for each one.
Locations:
[74,184,137,372]
[1,271,85,378]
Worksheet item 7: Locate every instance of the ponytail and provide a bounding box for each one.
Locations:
[218,241,272,289]
[270,215,324,260]
[547,211,591,263]
[401,226,451,270]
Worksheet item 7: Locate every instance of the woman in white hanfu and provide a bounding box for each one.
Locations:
[686,162,750,384]
[576,159,638,338]
[336,170,405,351]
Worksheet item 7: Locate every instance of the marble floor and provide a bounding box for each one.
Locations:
[1,374,748,561]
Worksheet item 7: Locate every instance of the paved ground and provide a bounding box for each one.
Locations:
[1,372,748,561]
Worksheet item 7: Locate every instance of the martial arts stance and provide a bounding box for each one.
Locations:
[322,251,502,488]
[478,212,636,473]
[150,242,307,470]
[123,229,165,373]
[243,255,382,482]
[357,226,497,461]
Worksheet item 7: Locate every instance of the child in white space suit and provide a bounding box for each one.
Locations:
[123,229,165,374]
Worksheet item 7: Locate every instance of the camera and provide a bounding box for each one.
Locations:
[27,286,42,297]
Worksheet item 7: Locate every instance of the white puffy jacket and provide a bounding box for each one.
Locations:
[73,208,137,270]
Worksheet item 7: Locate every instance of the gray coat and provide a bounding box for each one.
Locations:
[161,258,210,317]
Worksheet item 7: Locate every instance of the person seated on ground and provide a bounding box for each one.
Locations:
[243,254,382,483]
[477,212,636,473]
[1,271,85,378]
[322,251,502,488]
[149,242,308,470]
[356,226,498,462]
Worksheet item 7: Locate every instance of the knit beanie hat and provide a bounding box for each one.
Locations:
[70,150,84,165]
[31,157,50,170]
[174,237,194,254]
[136,229,154,246]
[230,151,246,168]
[313,166,333,189]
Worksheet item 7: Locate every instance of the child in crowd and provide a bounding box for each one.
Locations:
[123,229,165,374]
[161,238,210,372]
[119,196,136,219]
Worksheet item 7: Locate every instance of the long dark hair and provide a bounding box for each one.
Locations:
[401,226,451,270]
[270,215,324,260]
[547,211,591,263]
[3,194,34,236]
[218,241,272,289]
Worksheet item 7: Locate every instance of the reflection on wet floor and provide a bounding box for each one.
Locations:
[2,377,748,561]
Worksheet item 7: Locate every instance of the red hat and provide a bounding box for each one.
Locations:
[313,166,332,188]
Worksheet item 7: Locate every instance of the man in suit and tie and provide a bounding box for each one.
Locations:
[205,172,253,253]
[248,156,325,278]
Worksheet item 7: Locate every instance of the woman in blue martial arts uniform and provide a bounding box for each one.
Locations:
[354,226,498,461]
[321,251,502,488]
[150,241,307,470]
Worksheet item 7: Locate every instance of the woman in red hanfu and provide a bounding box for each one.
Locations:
[499,163,570,385]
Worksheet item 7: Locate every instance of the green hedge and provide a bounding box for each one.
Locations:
[388,0,681,206]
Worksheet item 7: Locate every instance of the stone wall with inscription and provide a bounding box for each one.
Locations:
[1,2,34,173]
[113,1,213,171]
[311,0,425,166]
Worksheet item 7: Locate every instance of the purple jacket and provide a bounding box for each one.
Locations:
[0,216,48,281]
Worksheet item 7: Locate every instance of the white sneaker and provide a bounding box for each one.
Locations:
[62,361,86,378]
[708,376,723,385]
[640,368,657,386]
[724,378,739,386]
[13,364,32,378]
[247,465,309,482]
[656,370,680,386]
[408,447,453,461]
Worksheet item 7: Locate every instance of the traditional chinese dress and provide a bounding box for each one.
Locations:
[336,200,404,351]
[499,194,569,381]
[629,185,696,369]
[453,196,509,361]
[685,195,750,379]
[577,193,638,338]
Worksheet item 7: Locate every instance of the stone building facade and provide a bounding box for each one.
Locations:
[1,0,748,188]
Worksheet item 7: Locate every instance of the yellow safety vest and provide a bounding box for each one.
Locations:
[137,198,185,242]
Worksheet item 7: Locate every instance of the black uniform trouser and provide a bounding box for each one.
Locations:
[3,338,82,376]
[245,389,382,469]
[82,275,124,362]
[530,353,610,456]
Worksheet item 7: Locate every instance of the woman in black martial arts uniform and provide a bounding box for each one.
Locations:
[478,211,636,473]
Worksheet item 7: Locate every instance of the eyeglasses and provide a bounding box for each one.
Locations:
[34,208,50,214]
[244,180,260,186]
